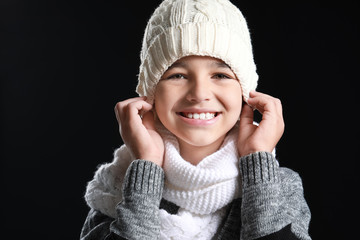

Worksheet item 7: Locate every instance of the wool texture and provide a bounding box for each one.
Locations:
[85,123,243,238]
[159,207,227,239]
[136,0,258,103]
[84,144,133,218]
[161,124,241,215]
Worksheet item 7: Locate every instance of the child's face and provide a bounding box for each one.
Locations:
[154,55,242,151]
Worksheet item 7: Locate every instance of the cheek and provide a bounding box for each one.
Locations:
[222,86,242,115]
[154,84,175,119]
[229,98,242,119]
[154,87,166,116]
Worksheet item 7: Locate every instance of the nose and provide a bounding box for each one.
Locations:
[185,77,212,103]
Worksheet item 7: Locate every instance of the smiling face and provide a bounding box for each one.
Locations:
[154,55,242,163]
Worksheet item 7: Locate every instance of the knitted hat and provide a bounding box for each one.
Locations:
[136,0,258,103]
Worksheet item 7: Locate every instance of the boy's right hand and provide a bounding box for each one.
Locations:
[114,97,164,167]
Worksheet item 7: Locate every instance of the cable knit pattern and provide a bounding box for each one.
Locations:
[84,123,242,238]
[159,207,227,239]
[81,153,312,240]
[161,127,241,215]
[137,0,258,103]
[84,121,274,218]
[81,125,314,240]
[83,122,284,239]
[84,122,273,218]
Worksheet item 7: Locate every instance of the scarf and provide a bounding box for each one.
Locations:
[85,124,241,239]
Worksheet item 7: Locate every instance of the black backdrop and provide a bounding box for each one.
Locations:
[1,0,359,239]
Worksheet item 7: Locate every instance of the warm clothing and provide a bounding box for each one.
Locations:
[80,125,311,240]
[136,0,258,104]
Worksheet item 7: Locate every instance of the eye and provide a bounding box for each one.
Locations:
[166,73,186,80]
[212,73,232,79]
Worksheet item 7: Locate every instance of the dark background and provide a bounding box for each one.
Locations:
[1,0,359,239]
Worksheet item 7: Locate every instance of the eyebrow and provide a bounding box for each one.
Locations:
[211,61,231,69]
[167,61,187,70]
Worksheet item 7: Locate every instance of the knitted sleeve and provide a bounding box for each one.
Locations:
[80,160,164,240]
[239,152,311,240]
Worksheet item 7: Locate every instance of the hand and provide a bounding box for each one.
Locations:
[237,91,285,157]
[114,97,164,167]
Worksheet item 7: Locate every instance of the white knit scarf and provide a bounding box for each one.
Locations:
[85,124,241,239]
[159,124,241,215]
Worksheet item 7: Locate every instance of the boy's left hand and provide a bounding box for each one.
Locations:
[237,91,284,157]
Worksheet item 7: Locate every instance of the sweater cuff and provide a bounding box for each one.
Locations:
[122,160,164,199]
[239,152,279,187]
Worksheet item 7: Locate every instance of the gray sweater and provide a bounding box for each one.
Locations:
[80,152,311,240]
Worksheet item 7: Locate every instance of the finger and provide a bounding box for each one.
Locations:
[114,106,120,123]
[118,96,147,106]
[115,98,152,119]
[247,96,266,114]
[114,96,147,116]
[249,91,282,113]
[247,94,278,115]
[117,100,153,140]
[249,90,272,99]
[126,100,153,122]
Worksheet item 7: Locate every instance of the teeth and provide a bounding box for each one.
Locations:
[185,112,216,120]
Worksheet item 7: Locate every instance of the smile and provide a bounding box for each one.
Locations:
[176,111,221,126]
[179,112,218,120]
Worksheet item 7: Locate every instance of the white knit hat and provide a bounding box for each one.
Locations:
[136,0,258,103]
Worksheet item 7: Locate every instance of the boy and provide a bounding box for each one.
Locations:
[80,0,311,239]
